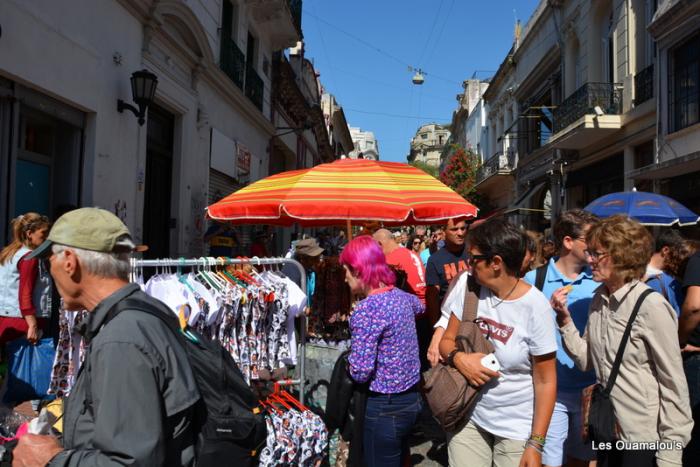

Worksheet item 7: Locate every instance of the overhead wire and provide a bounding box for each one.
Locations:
[424,0,455,67]
[345,108,447,121]
[417,0,444,67]
[304,10,462,86]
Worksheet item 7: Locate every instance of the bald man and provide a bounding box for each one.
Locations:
[373,229,426,303]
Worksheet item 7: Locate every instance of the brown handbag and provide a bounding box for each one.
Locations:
[422,272,495,432]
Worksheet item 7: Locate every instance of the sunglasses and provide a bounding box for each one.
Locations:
[466,253,492,264]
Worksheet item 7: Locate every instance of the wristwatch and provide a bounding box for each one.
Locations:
[447,349,461,368]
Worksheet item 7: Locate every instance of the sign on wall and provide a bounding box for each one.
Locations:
[210,128,237,179]
[237,143,251,183]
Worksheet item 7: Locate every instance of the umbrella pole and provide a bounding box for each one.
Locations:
[346,219,352,240]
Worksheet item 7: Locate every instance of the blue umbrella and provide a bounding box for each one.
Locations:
[584,190,700,226]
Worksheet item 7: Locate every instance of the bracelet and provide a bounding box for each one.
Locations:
[525,439,544,454]
[446,349,461,368]
[529,433,546,446]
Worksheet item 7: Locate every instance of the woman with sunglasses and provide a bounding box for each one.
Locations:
[551,215,692,467]
[438,218,557,467]
[340,236,424,467]
[408,235,423,255]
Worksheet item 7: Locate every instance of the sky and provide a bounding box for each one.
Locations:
[301,0,541,163]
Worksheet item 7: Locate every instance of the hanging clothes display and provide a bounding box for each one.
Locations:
[48,257,311,405]
[259,385,328,467]
[131,263,306,385]
[48,301,88,398]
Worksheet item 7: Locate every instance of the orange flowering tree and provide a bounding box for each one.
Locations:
[439,144,482,205]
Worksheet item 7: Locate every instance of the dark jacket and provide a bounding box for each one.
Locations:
[325,350,367,467]
[49,284,200,467]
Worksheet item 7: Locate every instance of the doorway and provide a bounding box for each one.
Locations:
[143,104,175,258]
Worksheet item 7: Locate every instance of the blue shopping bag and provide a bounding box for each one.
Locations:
[3,337,56,405]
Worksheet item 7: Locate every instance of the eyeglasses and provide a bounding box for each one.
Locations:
[466,252,492,264]
[413,241,421,245]
[584,249,608,261]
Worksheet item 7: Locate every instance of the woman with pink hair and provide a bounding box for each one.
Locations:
[339,235,425,467]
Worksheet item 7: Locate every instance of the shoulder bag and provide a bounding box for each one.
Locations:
[422,272,494,432]
[581,288,653,443]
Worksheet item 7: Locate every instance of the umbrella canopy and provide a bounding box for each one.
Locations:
[584,190,700,226]
[206,159,478,226]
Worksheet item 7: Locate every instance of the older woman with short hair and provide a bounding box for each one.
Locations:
[340,235,424,467]
[551,215,693,467]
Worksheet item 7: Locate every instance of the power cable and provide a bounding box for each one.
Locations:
[424,0,455,67]
[345,108,447,121]
[417,0,444,66]
[304,10,462,86]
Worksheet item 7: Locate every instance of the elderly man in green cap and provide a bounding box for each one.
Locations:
[13,208,199,467]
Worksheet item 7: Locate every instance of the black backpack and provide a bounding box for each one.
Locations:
[106,297,267,466]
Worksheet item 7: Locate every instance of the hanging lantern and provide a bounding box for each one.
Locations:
[412,69,425,85]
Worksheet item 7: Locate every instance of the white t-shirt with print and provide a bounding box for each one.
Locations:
[443,273,557,440]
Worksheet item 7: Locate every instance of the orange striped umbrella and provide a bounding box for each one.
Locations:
[206,159,478,226]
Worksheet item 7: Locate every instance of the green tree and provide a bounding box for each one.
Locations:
[409,160,439,178]
[439,144,482,204]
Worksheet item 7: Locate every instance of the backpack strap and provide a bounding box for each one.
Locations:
[77,297,184,418]
[603,288,654,395]
[461,274,481,323]
[534,264,548,292]
[105,297,183,340]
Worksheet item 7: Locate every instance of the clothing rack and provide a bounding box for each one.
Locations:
[131,256,308,405]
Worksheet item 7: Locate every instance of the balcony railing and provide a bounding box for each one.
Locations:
[553,82,623,133]
[245,67,264,111]
[476,151,514,183]
[634,64,654,106]
[220,36,245,90]
[288,0,303,36]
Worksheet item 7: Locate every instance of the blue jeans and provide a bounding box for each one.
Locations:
[364,389,422,467]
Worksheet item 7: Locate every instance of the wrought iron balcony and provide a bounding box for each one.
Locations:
[634,64,654,106]
[220,36,245,90]
[553,82,623,133]
[476,151,514,184]
[245,67,264,111]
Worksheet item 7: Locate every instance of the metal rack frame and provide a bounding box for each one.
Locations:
[131,256,308,404]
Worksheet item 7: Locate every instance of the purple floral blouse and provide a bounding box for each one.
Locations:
[348,287,424,393]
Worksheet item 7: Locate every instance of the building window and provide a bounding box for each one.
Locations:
[670,32,700,132]
[421,133,428,139]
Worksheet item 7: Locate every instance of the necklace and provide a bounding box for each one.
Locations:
[492,279,520,307]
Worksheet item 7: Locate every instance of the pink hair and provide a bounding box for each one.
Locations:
[339,235,395,289]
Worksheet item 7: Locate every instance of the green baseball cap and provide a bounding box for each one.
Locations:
[28,207,135,259]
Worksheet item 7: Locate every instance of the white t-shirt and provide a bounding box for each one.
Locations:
[443,273,557,440]
[282,277,308,365]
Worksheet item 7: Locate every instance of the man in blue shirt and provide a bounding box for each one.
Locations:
[524,210,599,467]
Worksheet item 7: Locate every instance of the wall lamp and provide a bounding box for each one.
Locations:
[117,69,158,126]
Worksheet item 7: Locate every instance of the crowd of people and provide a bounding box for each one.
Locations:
[1,207,699,467]
[340,211,699,467]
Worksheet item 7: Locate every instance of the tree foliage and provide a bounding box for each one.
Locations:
[439,144,482,204]
[409,160,439,178]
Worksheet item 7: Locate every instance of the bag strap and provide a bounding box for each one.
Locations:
[534,264,548,292]
[462,274,481,323]
[105,297,183,340]
[604,288,654,395]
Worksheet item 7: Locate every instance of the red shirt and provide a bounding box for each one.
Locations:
[386,247,426,304]
[18,254,39,316]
